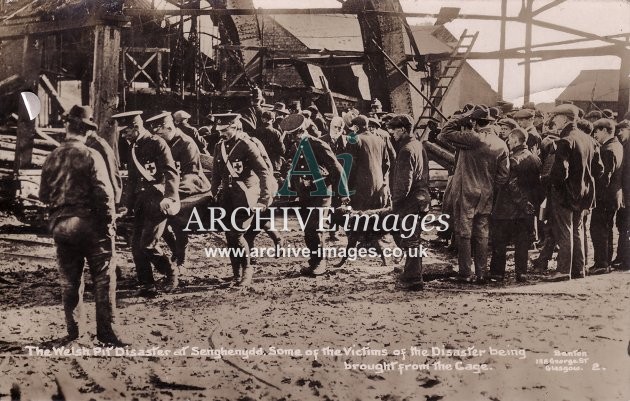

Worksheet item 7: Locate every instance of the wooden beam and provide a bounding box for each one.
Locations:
[91,24,121,151]
[531,0,568,16]
[448,45,623,60]
[618,50,630,120]
[0,15,93,40]
[530,18,630,48]
[498,0,507,100]
[524,0,533,104]
[123,7,522,22]
[14,35,41,175]
[39,74,66,114]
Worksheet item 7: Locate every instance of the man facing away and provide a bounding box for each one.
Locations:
[545,104,603,281]
[439,106,510,283]
[39,105,128,346]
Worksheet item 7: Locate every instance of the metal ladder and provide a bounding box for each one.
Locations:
[415,29,479,139]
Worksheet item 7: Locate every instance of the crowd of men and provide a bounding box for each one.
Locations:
[37,93,630,346]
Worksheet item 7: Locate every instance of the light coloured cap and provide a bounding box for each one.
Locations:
[513,109,534,119]
[172,110,191,122]
[550,104,578,120]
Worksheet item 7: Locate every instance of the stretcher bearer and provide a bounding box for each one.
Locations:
[112,110,180,297]
[210,113,274,287]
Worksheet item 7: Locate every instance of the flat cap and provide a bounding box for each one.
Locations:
[513,108,534,119]
[470,107,497,122]
[301,110,312,119]
[550,104,578,120]
[388,114,413,130]
[306,105,319,113]
[602,109,615,119]
[279,114,306,133]
[172,110,191,121]
[111,110,143,129]
[584,110,602,120]
[368,118,381,128]
[65,105,98,130]
[593,118,616,132]
[522,102,536,110]
[615,120,629,132]
[497,118,519,130]
[350,115,369,128]
[273,102,289,115]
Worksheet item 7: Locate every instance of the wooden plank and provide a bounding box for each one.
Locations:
[0,15,96,40]
[0,141,50,156]
[91,24,121,151]
[39,74,67,114]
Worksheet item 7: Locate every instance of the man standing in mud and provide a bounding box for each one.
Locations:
[387,114,431,290]
[211,113,274,287]
[112,111,180,297]
[39,105,128,346]
[279,114,350,276]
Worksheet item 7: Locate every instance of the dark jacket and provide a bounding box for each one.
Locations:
[390,136,430,215]
[126,130,180,210]
[177,122,208,155]
[85,132,122,204]
[347,130,390,210]
[623,139,630,208]
[493,144,542,219]
[284,134,348,198]
[39,138,115,230]
[595,136,624,210]
[253,124,285,171]
[211,132,274,208]
[438,121,510,216]
[320,133,348,155]
[168,130,211,196]
[550,123,604,211]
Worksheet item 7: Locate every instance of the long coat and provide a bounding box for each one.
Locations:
[347,131,390,210]
[550,123,604,211]
[438,120,510,218]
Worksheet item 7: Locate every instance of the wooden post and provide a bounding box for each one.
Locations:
[618,49,630,120]
[14,35,42,175]
[498,0,507,100]
[523,0,533,104]
[91,24,121,150]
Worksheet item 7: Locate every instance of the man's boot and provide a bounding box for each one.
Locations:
[399,255,424,290]
[239,266,254,287]
[94,262,130,346]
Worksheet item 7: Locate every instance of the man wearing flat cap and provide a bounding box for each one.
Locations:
[589,118,623,274]
[210,113,274,287]
[438,106,509,283]
[112,110,180,296]
[387,114,431,289]
[173,110,209,155]
[544,104,603,281]
[39,105,127,346]
[513,108,542,155]
[279,113,349,276]
[148,112,211,273]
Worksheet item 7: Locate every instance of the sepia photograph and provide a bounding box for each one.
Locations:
[0,0,629,400]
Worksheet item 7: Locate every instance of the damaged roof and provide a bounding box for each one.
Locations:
[556,69,620,103]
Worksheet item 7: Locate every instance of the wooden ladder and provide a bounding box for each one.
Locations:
[415,29,479,139]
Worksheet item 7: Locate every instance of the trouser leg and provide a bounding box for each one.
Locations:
[514,218,533,275]
[398,219,423,284]
[55,242,85,338]
[87,235,116,339]
[489,219,509,277]
[301,197,331,267]
[457,236,472,278]
[572,210,586,277]
[472,215,489,278]
[550,200,573,274]
[590,208,607,268]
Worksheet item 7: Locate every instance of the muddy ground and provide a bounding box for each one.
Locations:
[0,212,628,401]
